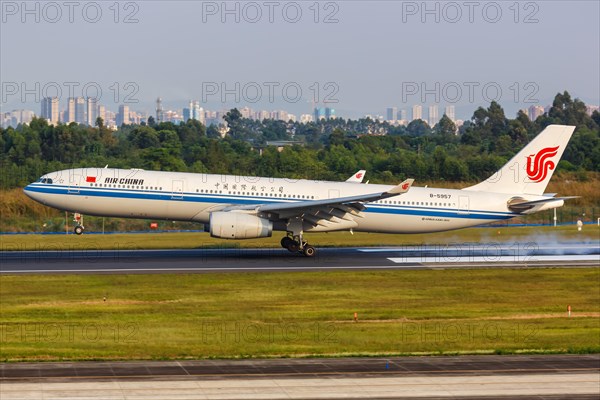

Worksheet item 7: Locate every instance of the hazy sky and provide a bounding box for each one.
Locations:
[2,0,599,119]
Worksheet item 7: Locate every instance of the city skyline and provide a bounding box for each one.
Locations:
[2,2,598,120]
[5,95,598,130]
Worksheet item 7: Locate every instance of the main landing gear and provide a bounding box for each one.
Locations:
[280,217,316,257]
[281,236,316,257]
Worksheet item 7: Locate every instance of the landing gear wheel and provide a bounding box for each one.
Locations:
[74,225,84,235]
[286,241,300,253]
[281,237,294,249]
[302,245,316,257]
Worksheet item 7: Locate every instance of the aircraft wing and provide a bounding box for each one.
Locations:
[222,179,414,229]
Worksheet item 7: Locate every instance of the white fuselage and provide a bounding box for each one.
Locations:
[24,168,528,234]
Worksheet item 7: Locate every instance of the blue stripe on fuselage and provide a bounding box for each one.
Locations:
[23,184,516,220]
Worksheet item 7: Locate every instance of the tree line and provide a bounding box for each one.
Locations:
[1,91,598,189]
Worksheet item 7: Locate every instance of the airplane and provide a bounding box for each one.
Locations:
[23,125,576,257]
[346,170,367,183]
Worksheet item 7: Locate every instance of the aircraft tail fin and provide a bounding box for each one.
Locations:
[464,125,576,195]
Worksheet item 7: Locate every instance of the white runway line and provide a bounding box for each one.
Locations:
[1,373,598,399]
[388,255,600,264]
[360,244,599,252]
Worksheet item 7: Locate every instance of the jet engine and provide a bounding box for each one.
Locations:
[209,212,273,239]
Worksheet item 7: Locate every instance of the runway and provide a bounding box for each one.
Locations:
[1,242,598,274]
[1,355,599,399]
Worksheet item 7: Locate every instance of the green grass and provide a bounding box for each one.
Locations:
[1,225,598,251]
[1,269,598,361]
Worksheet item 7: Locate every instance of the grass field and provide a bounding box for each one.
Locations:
[1,225,599,251]
[1,268,599,361]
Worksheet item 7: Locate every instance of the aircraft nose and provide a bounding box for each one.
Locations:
[23,183,43,203]
[23,184,34,197]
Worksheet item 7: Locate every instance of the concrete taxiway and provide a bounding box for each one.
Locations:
[1,242,598,274]
[1,355,599,399]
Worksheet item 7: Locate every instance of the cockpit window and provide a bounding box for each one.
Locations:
[39,178,53,184]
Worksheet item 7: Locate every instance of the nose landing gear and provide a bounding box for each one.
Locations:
[73,213,85,235]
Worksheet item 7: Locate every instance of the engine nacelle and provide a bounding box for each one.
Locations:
[209,212,273,239]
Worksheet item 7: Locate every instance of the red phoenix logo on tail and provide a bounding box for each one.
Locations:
[526,146,559,183]
[355,172,363,179]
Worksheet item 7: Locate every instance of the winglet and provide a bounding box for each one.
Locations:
[346,170,366,183]
[387,179,414,195]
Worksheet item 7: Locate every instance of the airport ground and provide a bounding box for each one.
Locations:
[1,226,598,399]
[1,355,599,399]
[1,251,598,361]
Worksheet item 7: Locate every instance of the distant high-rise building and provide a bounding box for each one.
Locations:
[65,98,76,123]
[300,114,313,123]
[444,105,455,121]
[271,110,289,121]
[116,105,130,126]
[325,107,335,119]
[182,108,191,122]
[86,98,98,126]
[41,97,59,124]
[183,100,196,122]
[428,105,439,127]
[257,110,270,121]
[74,97,86,124]
[191,101,204,123]
[412,105,422,121]
[10,109,35,126]
[128,110,145,125]
[400,109,408,121]
[97,105,106,123]
[156,97,164,123]
[313,107,335,121]
[314,107,321,121]
[386,107,398,121]
[240,106,252,119]
[528,105,545,121]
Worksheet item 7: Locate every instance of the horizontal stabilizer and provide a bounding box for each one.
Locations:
[507,196,579,213]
